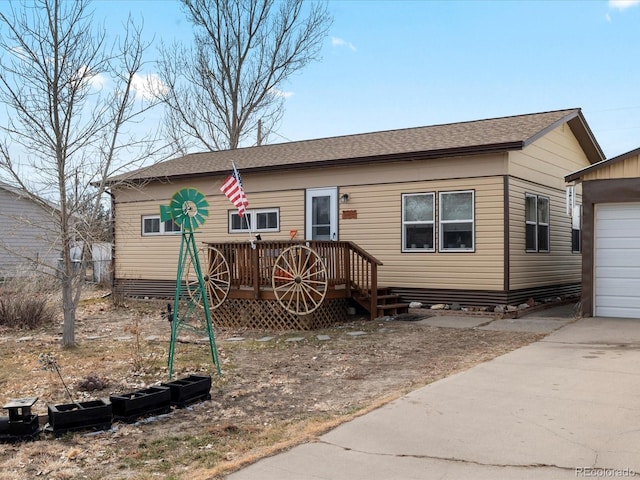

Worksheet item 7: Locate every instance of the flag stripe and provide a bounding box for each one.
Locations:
[220,165,249,217]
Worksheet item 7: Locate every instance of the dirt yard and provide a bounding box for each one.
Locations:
[0,289,543,479]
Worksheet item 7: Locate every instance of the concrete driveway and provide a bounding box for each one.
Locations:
[226,312,640,479]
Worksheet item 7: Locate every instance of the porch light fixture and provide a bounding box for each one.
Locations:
[340,193,349,204]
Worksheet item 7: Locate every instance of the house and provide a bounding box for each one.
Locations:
[565,147,640,319]
[0,182,61,277]
[108,108,604,319]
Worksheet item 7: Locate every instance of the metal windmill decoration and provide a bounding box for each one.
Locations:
[160,188,221,379]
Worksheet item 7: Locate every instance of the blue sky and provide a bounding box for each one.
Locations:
[84,0,640,158]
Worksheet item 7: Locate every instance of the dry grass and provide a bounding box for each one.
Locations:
[0,286,544,480]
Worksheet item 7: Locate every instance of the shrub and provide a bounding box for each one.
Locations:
[0,272,57,329]
[0,293,56,329]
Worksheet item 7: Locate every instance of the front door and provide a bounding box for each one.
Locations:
[305,187,338,240]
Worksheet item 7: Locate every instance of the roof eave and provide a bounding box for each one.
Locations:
[565,145,640,183]
[521,109,605,165]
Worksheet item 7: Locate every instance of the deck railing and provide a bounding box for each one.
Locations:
[204,240,383,317]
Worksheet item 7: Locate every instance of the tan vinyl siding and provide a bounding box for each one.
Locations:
[508,178,580,290]
[114,171,505,289]
[509,124,591,189]
[114,188,305,279]
[113,154,507,282]
[339,177,505,291]
[581,153,640,181]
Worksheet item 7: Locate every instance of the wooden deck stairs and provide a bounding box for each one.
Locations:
[352,287,410,318]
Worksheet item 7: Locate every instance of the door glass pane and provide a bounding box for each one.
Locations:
[312,196,331,239]
[313,196,330,224]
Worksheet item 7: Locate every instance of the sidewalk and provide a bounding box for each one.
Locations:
[225,313,640,479]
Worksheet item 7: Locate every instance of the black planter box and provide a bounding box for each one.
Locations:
[46,399,112,437]
[0,397,40,442]
[110,386,172,423]
[161,375,211,408]
[0,415,40,442]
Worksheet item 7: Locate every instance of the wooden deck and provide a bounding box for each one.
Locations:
[204,240,385,319]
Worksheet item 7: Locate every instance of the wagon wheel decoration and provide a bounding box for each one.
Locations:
[272,245,328,315]
[186,246,230,309]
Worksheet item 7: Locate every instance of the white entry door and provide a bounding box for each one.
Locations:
[305,187,338,241]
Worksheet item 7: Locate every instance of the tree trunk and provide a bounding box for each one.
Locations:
[61,280,76,347]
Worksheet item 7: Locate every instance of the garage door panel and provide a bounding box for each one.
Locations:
[596,237,640,250]
[595,306,640,318]
[595,279,640,295]
[595,252,640,267]
[597,218,640,235]
[595,203,640,318]
[596,267,640,279]
[596,294,640,306]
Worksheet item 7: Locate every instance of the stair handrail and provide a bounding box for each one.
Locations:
[345,241,382,319]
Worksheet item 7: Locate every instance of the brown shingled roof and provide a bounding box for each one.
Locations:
[108,108,604,184]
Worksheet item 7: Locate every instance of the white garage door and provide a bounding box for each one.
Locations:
[595,203,640,318]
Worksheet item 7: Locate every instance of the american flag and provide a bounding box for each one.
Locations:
[220,163,249,217]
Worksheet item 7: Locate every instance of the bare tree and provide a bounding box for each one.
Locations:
[156,0,332,152]
[0,0,164,347]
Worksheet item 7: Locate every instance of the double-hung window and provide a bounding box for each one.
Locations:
[439,190,474,251]
[229,208,279,233]
[525,194,550,252]
[402,193,434,252]
[142,215,181,236]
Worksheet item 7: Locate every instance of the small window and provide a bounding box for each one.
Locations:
[439,190,474,251]
[229,208,279,233]
[230,212,253,232]
[142,215,182,236]
[402,193,434,252]
[572,205,581,253]
[525,194,550,252]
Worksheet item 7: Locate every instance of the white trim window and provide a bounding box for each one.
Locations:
[229,208,279,233]
[525,193,550,252]
[142,215,181,236]
[402,193,435,252]
[439,190,474,252]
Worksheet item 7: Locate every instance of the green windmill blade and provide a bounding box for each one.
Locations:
[159,204,172,223]
[191,211,207,230]
[167,188,209,231]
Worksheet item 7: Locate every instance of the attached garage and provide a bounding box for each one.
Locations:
[594,203,640,317]
[566,147,640,318]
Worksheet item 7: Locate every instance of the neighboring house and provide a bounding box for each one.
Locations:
[565,147,640,319]
[108,108,604,308]
[0,182,61,277]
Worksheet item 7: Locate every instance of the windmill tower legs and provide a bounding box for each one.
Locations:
[168,232,221,379]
